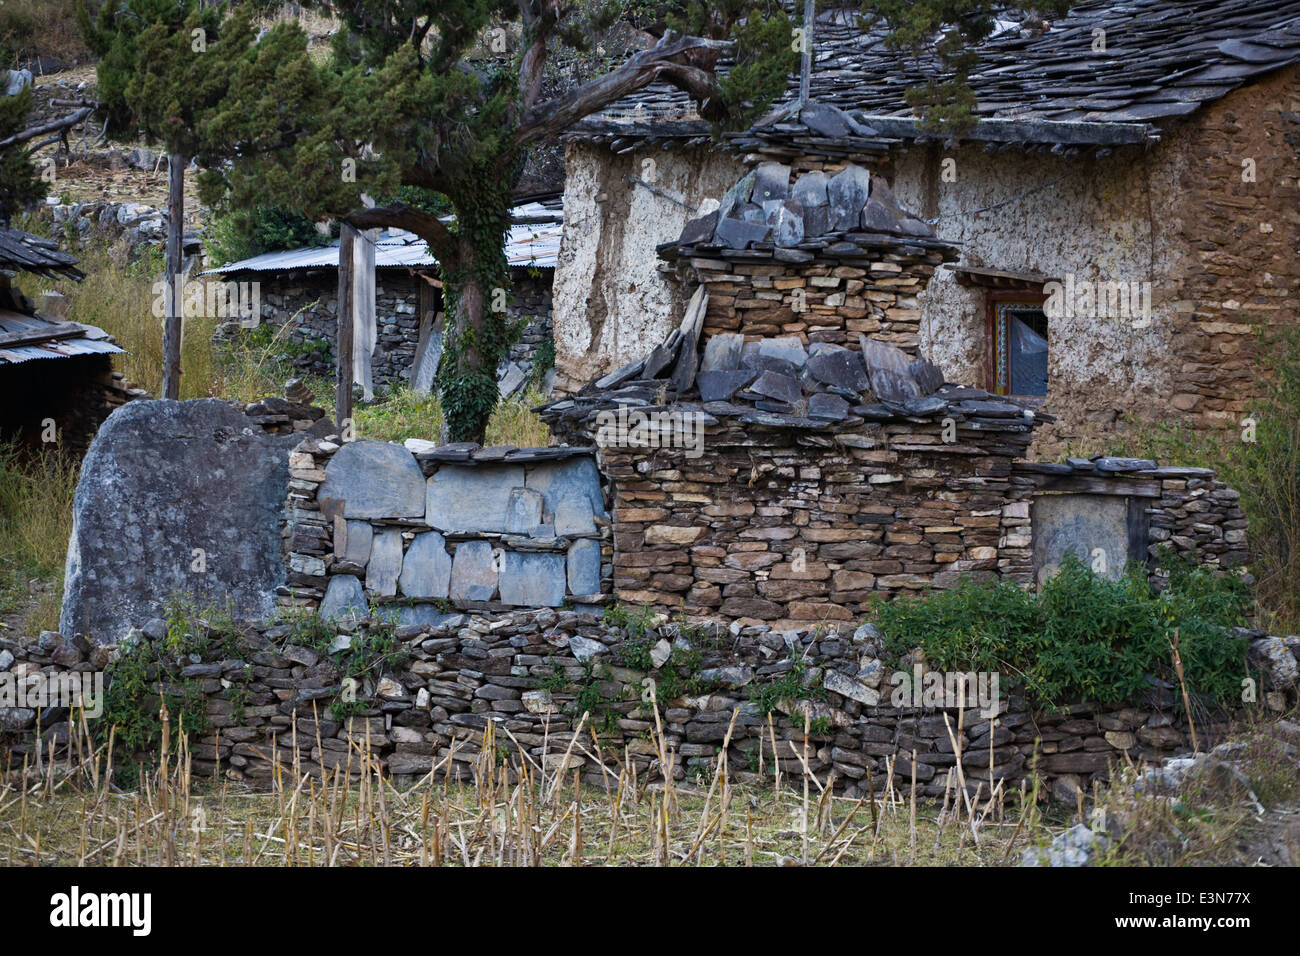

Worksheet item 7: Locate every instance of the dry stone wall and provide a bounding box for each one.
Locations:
[6,610,1296,795]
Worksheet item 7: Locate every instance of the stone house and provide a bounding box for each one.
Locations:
[538,151,1246,626]
[553,0,1300,456]
[205,202,562,396]
[0,227,135,457]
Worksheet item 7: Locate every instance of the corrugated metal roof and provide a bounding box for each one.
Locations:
[203,202,564,276]
[0,309,124,366]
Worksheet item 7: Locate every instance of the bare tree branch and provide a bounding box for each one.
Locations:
[345,203,456,263]
[512,31,727,149]
[0,106,95,151]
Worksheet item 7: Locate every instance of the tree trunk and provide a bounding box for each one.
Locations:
[160,152,185,399]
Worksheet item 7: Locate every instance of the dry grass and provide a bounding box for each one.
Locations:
[0,444,79,633]
[0,703,1037,867]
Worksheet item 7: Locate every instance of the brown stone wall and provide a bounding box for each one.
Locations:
[602,418,1035,630]
[1165,63,1300,431]
[674,249,945,354]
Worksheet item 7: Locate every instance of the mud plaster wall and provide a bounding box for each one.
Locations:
[889,142,1180,459]
[889,64,1300,458]
[552,142,746,393]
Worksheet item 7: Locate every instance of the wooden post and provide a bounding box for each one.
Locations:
[160,152,185,399]
[799,0,814,106]
[335,222,356,432]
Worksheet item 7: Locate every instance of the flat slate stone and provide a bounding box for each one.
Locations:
[752,161,791,204]
[909,357,945,395]
[714,215,770,249]
[1094,457,1157,473]
[498,551,567,607]
[365,528,404,597]
[449,540,497,602]
[526,456,605,533]
[764,199,804,247]
[697,369,757,403]
[396,605,461,630]
[750,370,804,405]
[758,335,808,368]
[504,487,545,534]
[808,392,851,420]
[59,399,301,645]
[426,464,525,533]
[397,531,452,599]
[827,164,871,232]
[320,574,367,621]
[861,198,898,232]
[338,519,373,565]
[567,538,602,596]
[678,209,719,245]
[701,332,745,372]
[318,440,426,519]
[807,345,870,392]
[860,335,921,403]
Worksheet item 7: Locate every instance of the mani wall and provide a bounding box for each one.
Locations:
[279,438,611,626]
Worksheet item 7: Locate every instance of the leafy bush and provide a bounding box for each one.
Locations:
[205,205,332,267]
[1110,323,1300,631]
[871,555,1251,710]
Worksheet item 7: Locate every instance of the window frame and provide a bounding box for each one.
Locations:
[985,289,1049,398]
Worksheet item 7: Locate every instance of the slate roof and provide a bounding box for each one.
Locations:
[570,0,1300,149]
[0,227,84,280]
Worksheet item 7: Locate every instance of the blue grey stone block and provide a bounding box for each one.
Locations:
[499,551,566,607]
[320,574,367,620]
[567,538,602,596]
[318,440,426,519]
[398,531,452,599]
[426,464,525,533]
[449,540,498,601]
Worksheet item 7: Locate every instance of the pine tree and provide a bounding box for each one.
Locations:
[78,1,260,398]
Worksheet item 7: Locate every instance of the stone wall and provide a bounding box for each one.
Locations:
[279,437,611,623]
[5,609,1296,794]
[226,269,554,393]
[597,417,1036,629]
[662,244,947,355]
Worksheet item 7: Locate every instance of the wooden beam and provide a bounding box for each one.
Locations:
[335,223,356,432]
[0,322,84,348]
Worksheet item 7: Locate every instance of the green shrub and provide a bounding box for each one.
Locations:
[871,554,1251,710]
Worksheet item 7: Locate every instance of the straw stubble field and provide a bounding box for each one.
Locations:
[1,700,1042,867]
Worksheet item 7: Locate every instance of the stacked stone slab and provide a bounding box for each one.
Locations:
[657,161,956,354]
[7,610,1294,794]
[280,437,611,619]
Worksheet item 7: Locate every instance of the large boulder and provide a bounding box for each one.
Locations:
[60,399,301,645]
